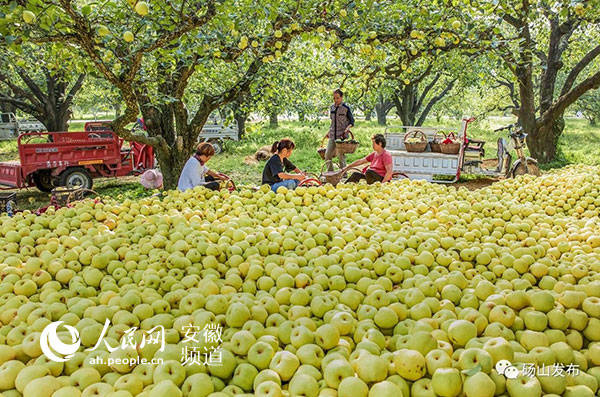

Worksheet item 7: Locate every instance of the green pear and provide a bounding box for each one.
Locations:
[506,375,542,397]
[338,376,368,397]
[153,360,186,387]
[148,380,182,397]
[369,380,404,397]
[0,360,26,390]
[23,375,61,397]
[393,349,426,381]
[254,380,282,397]
[323,359,353,388]
[463,372,496,397]
[53,386,82,397]
[248,341,275,370]
[70,367,102,390]
[352,352,388,383]
[288,373,319,397]
[269,351,299,381]
[15,365,50,393]
[231,363,258,392]
[448,320,477,347]
[431,367,462,397]
[81,382,114,397]
[564,385,594,397]
[113,374,144,396]
[425,349,453,376]
[411,378,436,397]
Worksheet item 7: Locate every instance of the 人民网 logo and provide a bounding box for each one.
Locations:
[40,321,81,362]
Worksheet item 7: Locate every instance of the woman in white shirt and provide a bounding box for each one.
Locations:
[177,143,227,191]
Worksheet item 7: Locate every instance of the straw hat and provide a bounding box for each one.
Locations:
[140,169,163,189]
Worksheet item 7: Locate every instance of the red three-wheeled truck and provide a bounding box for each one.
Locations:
[0,122,155,192]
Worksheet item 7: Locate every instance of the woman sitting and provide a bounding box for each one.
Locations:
[343,134,393,184]
[262,138,306,192]
[177,142,227,191]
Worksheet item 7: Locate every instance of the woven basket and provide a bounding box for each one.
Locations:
[404,130,428,152]
[321,161,344,186]
[335,131,359,154]
[440,132,460,154]
[431,131,447,153]
[51,188,97,207]
[317,137,334,160]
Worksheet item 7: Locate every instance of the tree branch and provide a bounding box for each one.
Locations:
[560,44,600,96]
[416,78,457,126]
[538,70,600,127]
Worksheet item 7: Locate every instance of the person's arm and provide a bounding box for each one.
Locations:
[278,172,305,181]
[382,162,394,183]
[345,105,355,132]
[284,159,305,176]
[206,169,227,180]
[343,156,370,172]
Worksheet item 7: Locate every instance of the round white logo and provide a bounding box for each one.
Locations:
[495,359,519,379]
[40,321,81,362]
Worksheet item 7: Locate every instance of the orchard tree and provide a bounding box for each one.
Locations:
[4,0,360,187]
[0,43,85,131]
[74,77,122,119]
[576,89,600,125]
[471,0,600,162]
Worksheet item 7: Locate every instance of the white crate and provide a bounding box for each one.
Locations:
[389,150,459,182]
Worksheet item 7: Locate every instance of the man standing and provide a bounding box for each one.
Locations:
[324,89,354,171]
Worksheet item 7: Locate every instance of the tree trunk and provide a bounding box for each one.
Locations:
[156,149,190,190]
[527,117,564,163]
[364,108,373,121]
[114,103,121,119]
[590,117,596,126]
[375,107,387,126]
[269,111,278,128]
[235,112,247,139]
[298,111,305,122]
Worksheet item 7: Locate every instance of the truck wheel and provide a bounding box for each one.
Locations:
[59,167,93,189]
[32,171,54,192]
[209,139,223,155]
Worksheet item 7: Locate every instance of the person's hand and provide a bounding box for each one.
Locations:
[296,174,306,181]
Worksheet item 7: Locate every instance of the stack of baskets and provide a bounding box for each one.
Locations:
[440,132,461,154]
[404,130,428,152]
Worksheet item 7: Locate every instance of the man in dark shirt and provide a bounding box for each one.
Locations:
[324,89,355,172]
[262,139,306,192]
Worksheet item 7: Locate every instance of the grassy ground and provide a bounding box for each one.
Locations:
[1,117,599,211]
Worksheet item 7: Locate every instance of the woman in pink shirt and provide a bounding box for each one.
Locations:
[342,134,393,184]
